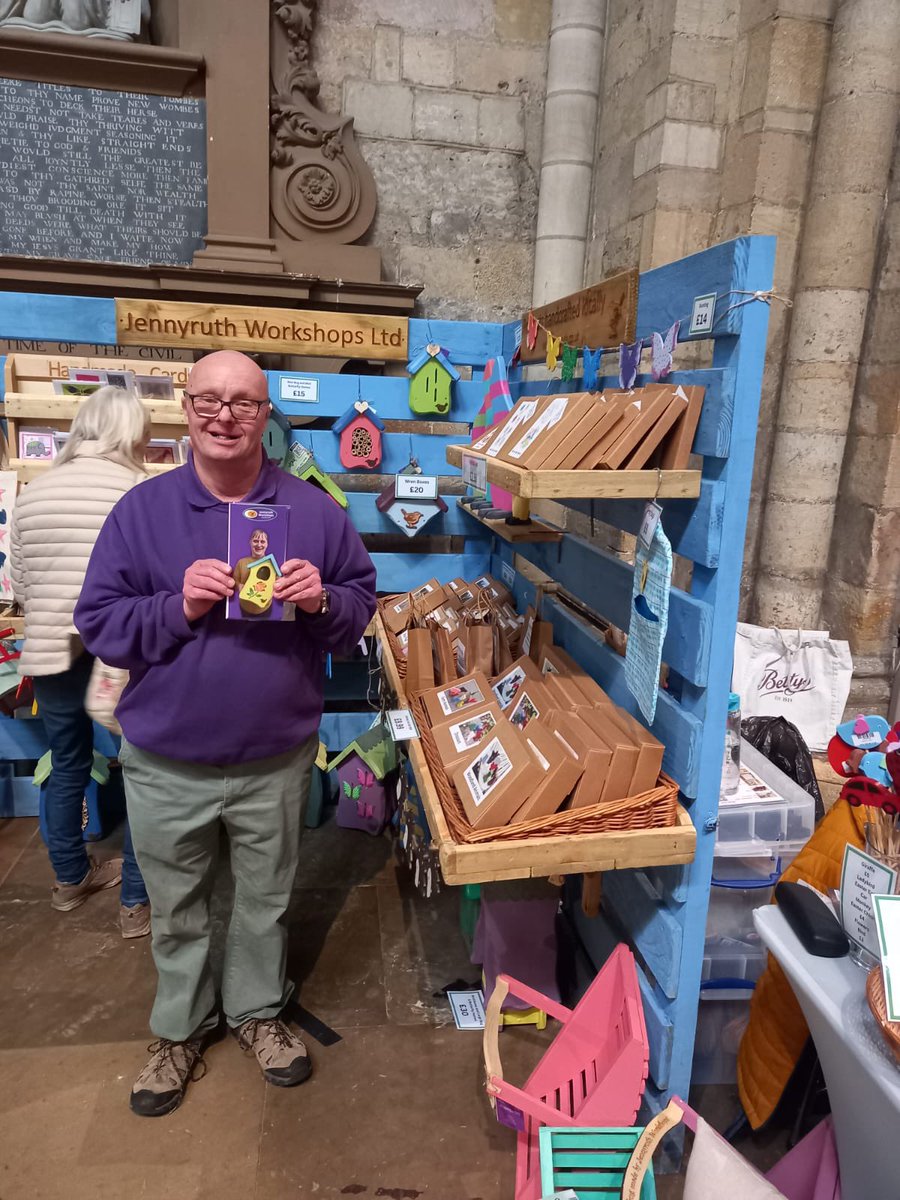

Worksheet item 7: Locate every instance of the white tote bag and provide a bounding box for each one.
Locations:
[732,623,853,752]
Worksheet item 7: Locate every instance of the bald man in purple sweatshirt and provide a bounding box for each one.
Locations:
[75,351,376,1117]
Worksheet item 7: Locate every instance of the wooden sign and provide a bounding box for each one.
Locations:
[521,269,638,364]
[116,299,409,361]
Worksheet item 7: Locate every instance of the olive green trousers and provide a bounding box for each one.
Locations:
[120,734,318,1041]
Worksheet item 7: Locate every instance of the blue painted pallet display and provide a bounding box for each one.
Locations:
[489,237,774,1126]
[0,237,774,1129]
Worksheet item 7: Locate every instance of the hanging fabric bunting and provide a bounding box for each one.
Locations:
[560,343,578,382]
[619,340,642,390]
[526,311,539,350]
[546,333,561,372]
[582,346,603,391]
[651,320,680,381]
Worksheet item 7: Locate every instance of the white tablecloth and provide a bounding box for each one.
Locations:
[754,905,900,1200]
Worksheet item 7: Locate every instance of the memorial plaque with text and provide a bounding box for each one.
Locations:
[0,77,207,268]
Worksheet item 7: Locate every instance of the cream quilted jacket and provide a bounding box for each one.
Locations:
[10,444,145,676]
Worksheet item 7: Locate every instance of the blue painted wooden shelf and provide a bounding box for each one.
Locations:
[445,444,701,500]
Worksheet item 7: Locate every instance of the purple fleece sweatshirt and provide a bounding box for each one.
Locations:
[74,453,376,765]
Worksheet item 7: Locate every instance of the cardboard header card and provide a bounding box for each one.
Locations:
[452,723,535,829]
[513,719,585,823]
[539,394,611,471]
[431,701,506,771]
[504,392,598,470]
[485,396,552,460]
[421,671,494,728]
[491,655,544,711]
[507,678,555,734]
[604,705,664,794]
[575,706,641,802]
[547,710,614,808]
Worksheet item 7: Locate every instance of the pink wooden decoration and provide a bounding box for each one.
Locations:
[483,943,649,1200]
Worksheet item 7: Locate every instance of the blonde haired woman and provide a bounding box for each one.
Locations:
[11,386,152,937]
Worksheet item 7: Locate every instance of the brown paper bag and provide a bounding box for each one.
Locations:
[464,623,494,677]
[431,625,458,685]
[405,627,435,695]
[492,618,514,673]
[524,588,554,665]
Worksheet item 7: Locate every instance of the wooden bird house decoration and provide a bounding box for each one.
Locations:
[407,343,460,416]
[376,479,448,538]
[332,401,385,470]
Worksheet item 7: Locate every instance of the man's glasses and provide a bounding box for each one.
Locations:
[185,393,269,422]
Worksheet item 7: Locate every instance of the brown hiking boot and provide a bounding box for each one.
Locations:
[51,857,122,912]
[130,1036,207,1117]
[234,1017,312,1087]
[120,902,151,940]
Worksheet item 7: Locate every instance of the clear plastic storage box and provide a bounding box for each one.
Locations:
[692,987,754,1085]
[715,738,816,856]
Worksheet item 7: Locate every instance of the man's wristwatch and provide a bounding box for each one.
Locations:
[318,588,331,615]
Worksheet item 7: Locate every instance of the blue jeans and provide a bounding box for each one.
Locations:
[33,652,148,906]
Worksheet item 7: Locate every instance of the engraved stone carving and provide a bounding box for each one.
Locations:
[0,0,149,39]
[270,0,376,245]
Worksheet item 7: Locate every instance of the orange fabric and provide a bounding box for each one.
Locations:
[737,799,866,1129]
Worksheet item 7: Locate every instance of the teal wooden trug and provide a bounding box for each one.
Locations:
[538,1126,657,1199]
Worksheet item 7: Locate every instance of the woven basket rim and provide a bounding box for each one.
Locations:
[867,966,900,1064]
[410,693,679,845]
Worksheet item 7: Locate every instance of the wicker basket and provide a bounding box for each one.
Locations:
[866,966,900,1065]
[410,694,679,845]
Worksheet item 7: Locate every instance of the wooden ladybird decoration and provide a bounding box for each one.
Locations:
[332,401,385,470]
[407,343,460,416]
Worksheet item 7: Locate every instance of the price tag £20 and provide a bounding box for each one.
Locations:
[461,453,487,494]
[395,473,438,501]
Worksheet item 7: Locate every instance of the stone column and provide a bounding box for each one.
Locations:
[531,0,605,305]
[753,0,900,627]
[178,0,284,274]
[821,136,900,709]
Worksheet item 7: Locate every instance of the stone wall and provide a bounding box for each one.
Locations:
[822,134,900,710]
[309,0,899,706]
[586,1,834,620]
[312,0,550,321]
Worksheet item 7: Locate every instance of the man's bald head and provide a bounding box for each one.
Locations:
[188,351,268,400]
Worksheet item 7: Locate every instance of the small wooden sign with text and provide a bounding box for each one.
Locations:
[521,269,639,364]
[116,299,409,361]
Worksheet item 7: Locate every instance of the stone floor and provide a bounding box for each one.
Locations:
[0,813,788,1199]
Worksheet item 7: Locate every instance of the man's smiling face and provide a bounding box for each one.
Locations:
[183,351,271,470]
